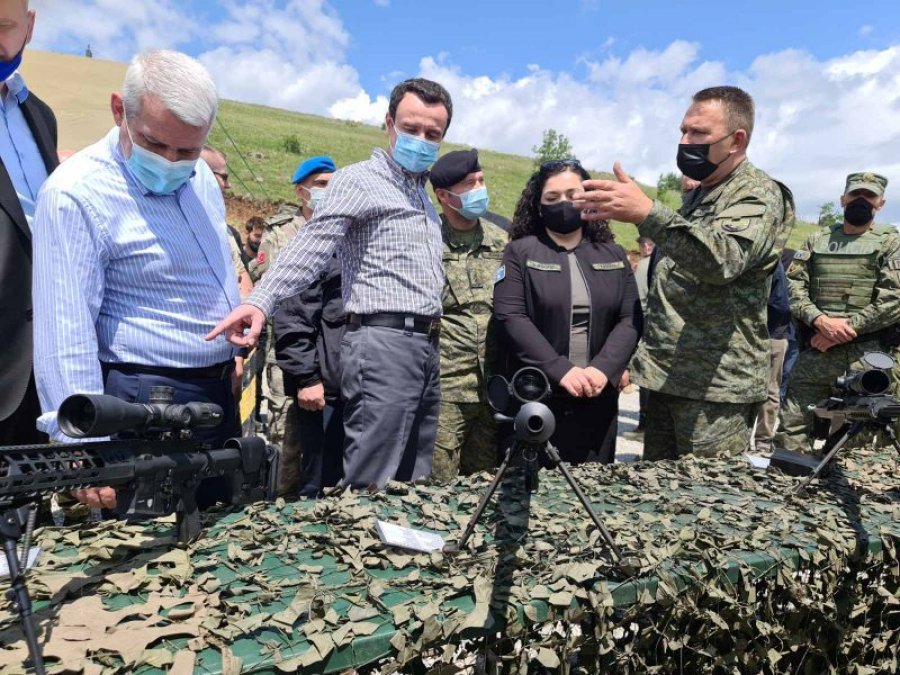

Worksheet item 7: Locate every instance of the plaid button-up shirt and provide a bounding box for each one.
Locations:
[248,148,445,318]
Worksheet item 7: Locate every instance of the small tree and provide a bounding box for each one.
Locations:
[657,172,681,194]
[532,129,574,168]
[818,201,841,227]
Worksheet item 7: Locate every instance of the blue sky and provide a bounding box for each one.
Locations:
[335,0,900,97]
[29,0,900,222]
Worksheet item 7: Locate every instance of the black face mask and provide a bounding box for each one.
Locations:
[676,131,735,182]
[844,197,875,227]
[247,238,260,253]
[541,201,583,235]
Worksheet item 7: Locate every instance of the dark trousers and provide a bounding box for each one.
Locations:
[0,374,47,445]
[547,389,618,465]
[296,399,345,497]
[340,325,440,489]
[638,386,650,430]
[103,365,240,510]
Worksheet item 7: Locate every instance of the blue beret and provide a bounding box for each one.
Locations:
[292,155,337,184]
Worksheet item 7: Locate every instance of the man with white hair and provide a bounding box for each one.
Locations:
[32,49,240,510]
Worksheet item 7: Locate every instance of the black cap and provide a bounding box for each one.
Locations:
[429,149,481,189]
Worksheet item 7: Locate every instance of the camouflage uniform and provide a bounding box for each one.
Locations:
[432,216,507,482]
[631,160,794,460]
[253,204,305,495]
[776,203,900,453]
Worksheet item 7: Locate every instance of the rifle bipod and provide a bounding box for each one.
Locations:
[1,505,45,675]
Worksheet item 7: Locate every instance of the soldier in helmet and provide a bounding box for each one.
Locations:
[775,172,900,453]
[429,149,507,481]
[254,155,337,494]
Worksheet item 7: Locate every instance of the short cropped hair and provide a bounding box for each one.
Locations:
[693,86,755,141]
[245,216,266,232]
[388,78,453,133]
[123,49,218,128]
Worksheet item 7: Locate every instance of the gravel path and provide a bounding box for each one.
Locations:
[615,386,644,463]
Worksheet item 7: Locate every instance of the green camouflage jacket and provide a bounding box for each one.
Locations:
[440,215,508,403]
[630,160,794,403]
[248,203,304,283]
[787,223,900,335]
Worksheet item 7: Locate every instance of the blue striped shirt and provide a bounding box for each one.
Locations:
[32,127,239,440]
[248,148,444,317]
[0,72,48,230]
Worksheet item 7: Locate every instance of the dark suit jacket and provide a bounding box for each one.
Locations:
[0,91,58,420]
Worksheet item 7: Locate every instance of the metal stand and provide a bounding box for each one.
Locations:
[446,440,622,562]
[1,506,45,675]
[795,421,900,494]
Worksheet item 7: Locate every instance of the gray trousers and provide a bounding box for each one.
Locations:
[340,324,440,489]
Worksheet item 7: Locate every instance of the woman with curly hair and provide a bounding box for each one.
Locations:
[493,159,642,464]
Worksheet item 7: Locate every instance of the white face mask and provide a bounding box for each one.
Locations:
[302,186,328,211]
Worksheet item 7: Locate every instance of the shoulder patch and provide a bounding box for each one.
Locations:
[793,250,811,261]
[592,261,626,271]
[715,203,768,220]
[888,259,900,271]
[493,264,506,284]
[526,260,562,272]
[256,251,266,264]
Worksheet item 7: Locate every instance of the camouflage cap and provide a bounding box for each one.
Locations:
[844,172,888,197]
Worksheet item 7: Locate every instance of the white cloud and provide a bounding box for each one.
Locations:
[356,44,900,223]
[859,24,874,37]
[30,0,196,60]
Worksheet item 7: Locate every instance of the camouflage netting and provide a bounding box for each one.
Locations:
[0,445,897,674]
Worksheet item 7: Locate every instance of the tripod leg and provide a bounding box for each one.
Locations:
[1,512,46,675]
[794,423,861,494]
[543,444,623,562]
[446,443,516,552]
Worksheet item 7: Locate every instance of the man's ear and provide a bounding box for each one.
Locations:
[875,197,886,212]
[111,93,125,126]
[732,129,749,153]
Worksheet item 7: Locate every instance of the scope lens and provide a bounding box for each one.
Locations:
[513,368,549,402]
[860,369,890,395]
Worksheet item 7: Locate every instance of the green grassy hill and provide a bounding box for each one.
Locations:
[209,99,818,250]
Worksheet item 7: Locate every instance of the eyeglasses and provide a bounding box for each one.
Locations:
[213,170,230,183]
[539,158,582,173]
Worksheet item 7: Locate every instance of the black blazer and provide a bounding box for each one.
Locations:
[493,233,642,388]
[0,91,58,420]
[274,255,346,401]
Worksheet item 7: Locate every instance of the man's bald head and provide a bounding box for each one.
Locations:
[0,0,34,63]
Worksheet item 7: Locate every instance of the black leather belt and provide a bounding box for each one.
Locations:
[346,312,441,337]
[101,361,235,381]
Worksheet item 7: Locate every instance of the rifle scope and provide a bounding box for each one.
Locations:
[58,386,223,438]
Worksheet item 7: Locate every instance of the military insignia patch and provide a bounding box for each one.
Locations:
[256,252,266,264]
[592,261,625,271]
[888,259,900,271]
[526,260,562,272]
[721,221,751,233]
[494,264,506,284]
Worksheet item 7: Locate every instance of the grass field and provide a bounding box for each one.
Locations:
[21,50,818,250]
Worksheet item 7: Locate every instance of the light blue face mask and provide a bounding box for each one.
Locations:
[447,186,490,220]
[303,186,328,211]
[390,123,441,174]
[124,116,197,195]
